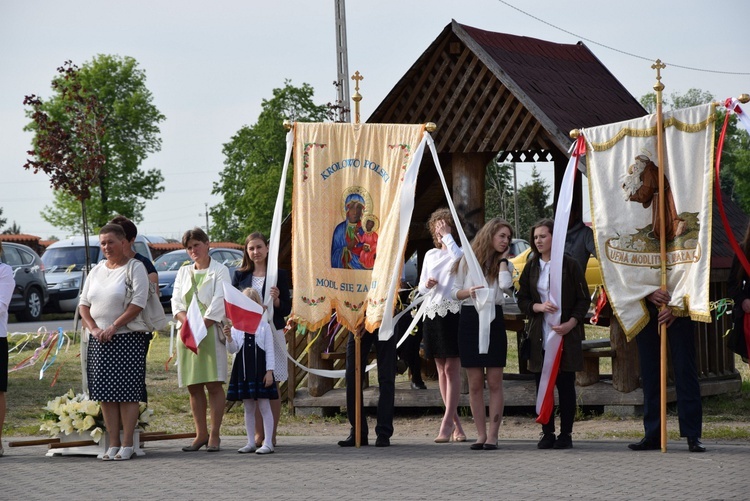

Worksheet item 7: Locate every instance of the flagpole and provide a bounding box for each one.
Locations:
[352,70,364,448]
[652,59,669,453]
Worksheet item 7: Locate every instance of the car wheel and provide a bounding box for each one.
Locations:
[17,287,44,322]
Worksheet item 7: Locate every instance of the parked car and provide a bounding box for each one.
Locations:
[508,238,530,259]
[156,247,243,308]
[42,235,156,313]
[510,247,602,296]
[0,242,49,321]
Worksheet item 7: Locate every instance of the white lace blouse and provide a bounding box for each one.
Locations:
[417,234,464,319]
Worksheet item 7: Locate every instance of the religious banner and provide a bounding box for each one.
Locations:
[584,104,715,339]
[291,123,425,332]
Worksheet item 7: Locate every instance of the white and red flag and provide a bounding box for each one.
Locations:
[180,295,207,354]
[222,283,263,333]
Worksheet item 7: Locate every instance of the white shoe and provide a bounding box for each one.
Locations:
[114,446,134,461]
[102,446,119,461]
[255,445,274,455]
[238,444,256,454]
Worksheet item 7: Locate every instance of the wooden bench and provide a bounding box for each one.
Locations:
[577,339,614,387]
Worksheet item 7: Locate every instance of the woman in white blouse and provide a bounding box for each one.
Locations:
[418,209,467,443]
[451,218,515,450]
[79,224,150,461]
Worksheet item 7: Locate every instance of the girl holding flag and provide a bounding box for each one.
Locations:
[224,288,278,455]
[517,219,589,450]
[451,218,515,450]
[232,232,291,447]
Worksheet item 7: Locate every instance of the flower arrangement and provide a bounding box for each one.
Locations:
[40,389,152,443]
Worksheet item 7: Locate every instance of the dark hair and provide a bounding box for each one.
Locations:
[99,223,127,240]
[238,232,269,273]
[181,227,209,248]
[109,215,137,242]
[529,218,555,259]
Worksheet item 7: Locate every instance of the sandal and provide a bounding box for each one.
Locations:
[102,446,120,461]
[114,446,134,461]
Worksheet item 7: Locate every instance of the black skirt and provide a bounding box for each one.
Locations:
[423,311,460,359]
[227,334,279,401]
[87,332,148,402]
[458,305,507,368]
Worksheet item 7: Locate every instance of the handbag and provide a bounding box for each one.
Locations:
[125,259,168,332]
[518,329,531,362]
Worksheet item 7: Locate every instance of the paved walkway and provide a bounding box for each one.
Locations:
[3,436,749,500]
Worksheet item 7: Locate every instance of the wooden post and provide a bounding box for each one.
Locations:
[610,319,640,392]
[355,333,362,447]
[307,328,334,397]
[451,152,493,238]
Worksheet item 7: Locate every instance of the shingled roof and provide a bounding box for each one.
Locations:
[369,20,646,159]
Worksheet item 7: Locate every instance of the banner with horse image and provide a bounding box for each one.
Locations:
[584,104,715,339]
[291,123,424,332]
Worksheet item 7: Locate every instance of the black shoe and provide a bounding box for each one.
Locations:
[375,436,390,447]
[410,381,427,390]
[338,435,368,447]
[687,437,706,453]
[553,433,572,449]
[469,442,485,450]
[627,437,660,451]
[537,432,556,449]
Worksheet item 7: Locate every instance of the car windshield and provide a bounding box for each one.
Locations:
[41,247,100,271]
[154,252,192,272]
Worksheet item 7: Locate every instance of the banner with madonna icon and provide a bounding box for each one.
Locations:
[291,123,425,332]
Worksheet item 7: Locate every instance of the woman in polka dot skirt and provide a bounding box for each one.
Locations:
[79,224,150,461]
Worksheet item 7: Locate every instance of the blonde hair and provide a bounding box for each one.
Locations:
[241,287,262,305]
[427,208,456,248]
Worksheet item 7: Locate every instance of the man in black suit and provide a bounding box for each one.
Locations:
[628,289,705,453]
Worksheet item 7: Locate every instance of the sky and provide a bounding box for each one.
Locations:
[1,0,748,240]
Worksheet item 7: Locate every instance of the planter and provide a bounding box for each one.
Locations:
[46,429,145,458]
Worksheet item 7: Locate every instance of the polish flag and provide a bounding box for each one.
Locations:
[180,295,207,354]
[222,283,263,333]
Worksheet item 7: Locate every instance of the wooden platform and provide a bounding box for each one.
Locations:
[293,375,742,413]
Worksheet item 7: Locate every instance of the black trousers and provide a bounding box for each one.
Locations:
[534,370,576,435]
[396,313,423,384]
[345,329,396,439]
[636,313,702,440]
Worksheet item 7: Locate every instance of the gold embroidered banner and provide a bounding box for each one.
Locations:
[291,123,424,332]
[585,104,715,339]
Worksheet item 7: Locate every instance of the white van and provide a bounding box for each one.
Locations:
[42,234,155,313]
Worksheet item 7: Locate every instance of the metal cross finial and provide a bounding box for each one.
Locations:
[652,59,666,92]
[351,71,363,124]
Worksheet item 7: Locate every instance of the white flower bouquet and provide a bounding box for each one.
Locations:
[40,389,152,443]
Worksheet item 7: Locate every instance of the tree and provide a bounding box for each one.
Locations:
[0,208,6,230]
[485,159,513,220]
[2,222,22,235]
[25,55,165,232]
[211,81,329,241]
[24,61,106,269]
[515,166,553,242]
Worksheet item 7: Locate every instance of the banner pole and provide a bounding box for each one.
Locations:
[652,59,669,453]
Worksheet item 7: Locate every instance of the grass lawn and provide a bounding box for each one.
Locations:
[4,325,750,439]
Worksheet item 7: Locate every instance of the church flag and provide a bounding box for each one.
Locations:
[290,123,425,333]
[584,104,715,339]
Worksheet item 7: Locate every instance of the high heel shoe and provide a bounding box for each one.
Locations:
[181,439,208,452]
[114,446,134,460]
[434,424,455,443]
[452,430,467,442]
[102,446,119,461]
[206,438,221,452]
